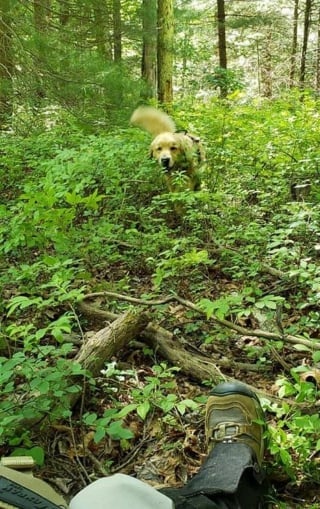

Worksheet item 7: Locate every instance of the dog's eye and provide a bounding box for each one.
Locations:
[170,146,177,151]
[156,147,162,152]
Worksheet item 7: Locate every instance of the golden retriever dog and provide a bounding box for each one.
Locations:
[130,106,205,193]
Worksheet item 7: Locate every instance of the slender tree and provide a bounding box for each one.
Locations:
[216,0,227,98]
[290,0,299,87]
[33,0,50,32]
[157,0,174,104]
[33,0,51,101]
[142,0,157,98]
[58,0,70,26]
[316,4,320,91]
[300,0,313,88]
[0,0,13,124]
[260,32,273,97]
[113,0,122,62]
[93,3,112,59]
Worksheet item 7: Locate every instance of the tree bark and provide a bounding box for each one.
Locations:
[300,0,312,89]
[316,6,320,91]
[157,0,174,104]
[75,310,149,376]
[260,33,273,97]
[33,0,51,101]
[216,0,227,98]
[93,4,113,60]
[290,0,299,87]
[76,300,290,403]
[113,0,122,62]
[0,0,13,124]
[142,323,222,383]
[141,323,285,401]
[142,0,157,98]
[66,310,149,408]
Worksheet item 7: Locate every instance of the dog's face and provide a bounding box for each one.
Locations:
[150,132,186,171]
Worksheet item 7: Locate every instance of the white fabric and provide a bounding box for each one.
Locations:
[69,473,174,509]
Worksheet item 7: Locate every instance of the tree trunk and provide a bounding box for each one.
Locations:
[58,0,70,26]
[33,0,51,101]
[113,0,122,62]
[0,0,13,125]
[260,33,273,97]
[142,0,157,99]
[93,4,113,60]
[34,0,50,32]
[157,0,174,105]
[290,0,299,87]
[300,0,312,89]
[216,0,227,98]
[316,6,320,91]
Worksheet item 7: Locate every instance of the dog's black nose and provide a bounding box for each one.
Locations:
[161,157,171,169]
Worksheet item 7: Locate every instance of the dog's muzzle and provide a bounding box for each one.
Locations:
[160,157,171,172]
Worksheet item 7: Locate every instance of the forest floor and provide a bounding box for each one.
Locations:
[34,275,320,509]
[2,102,320,509]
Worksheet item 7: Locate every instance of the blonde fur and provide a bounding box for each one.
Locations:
[130,106,176,136]
[131,106,204,194]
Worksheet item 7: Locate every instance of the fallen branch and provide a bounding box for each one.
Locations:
[81,291,320,351]
[205,237,289,280]
[77,301,287,404]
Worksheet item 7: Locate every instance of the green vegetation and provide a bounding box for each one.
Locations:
[1,93,320,507]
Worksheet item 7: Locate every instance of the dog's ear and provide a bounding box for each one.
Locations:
[178,136,193,163]
[149,140,156,159]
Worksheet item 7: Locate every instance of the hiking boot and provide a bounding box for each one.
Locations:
[205,381,266,468]
[0,456,67,509]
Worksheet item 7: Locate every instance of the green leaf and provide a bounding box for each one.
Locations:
[94,426,106,443]
[7,296,43,316]
[292,344,311,352]
[312,351,320,363]
[198,298,216,318]
[83,413,97,425]
[11,447,45,466]
[116,404,137,419]
[37,380,50,394]
[137,401,151,420]
[107,421,134,440]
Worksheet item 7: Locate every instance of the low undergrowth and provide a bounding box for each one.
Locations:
[1,92,320,507]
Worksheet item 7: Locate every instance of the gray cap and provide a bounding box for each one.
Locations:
[70,474,174,509]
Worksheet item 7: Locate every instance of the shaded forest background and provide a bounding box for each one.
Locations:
[2,0,320,127]
[1,2,320,509]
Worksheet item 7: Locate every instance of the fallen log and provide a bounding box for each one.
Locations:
[80,291,320,351]
[142,322,222,383]
[77,301,281,402]
[67,309,150,407]
[75,310,149,375]
[17,310,149,430]
[142,323,279,401]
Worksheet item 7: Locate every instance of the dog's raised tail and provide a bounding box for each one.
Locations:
[130,106,175,136]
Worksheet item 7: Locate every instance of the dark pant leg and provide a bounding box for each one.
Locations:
[160,488,232,509]
[160,442,265,509]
